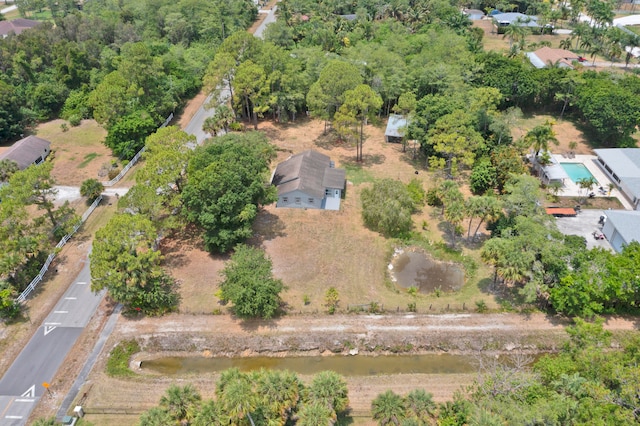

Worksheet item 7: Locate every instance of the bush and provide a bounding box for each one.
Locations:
[107,167,121,180]
[80,178,105,203]
[475,299,488,313]
[407,178,426,205]
[425,187,443,207]
[229,122,244,132]
[68,115,81,127]
[361,178,415,238]
[106,339,140,377]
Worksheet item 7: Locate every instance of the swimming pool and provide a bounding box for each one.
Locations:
[560,163,596,184]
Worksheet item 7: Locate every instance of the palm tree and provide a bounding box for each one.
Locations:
[139,407,173,426]
[371,390,406,425]
[256,369,302,424]
[404,389,437,422]
[577,176,597,203]
[159,383,202,424]
[559,37,573,50]
[465,196,503,241]
[524,121,559,158]
[502,23,528,48]
[307,371,349,418]
[297,401,336,426]
[220,376,257,426]
[193,399,227,426]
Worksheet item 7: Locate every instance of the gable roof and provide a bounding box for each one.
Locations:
[271,150,345,198]
[527,47,580,69]
[594,148,640,200]
[0,18,40,37]
[0,135,51,170]
[493,12,540,27]
[385,114,408,139]
[605,210,640,245]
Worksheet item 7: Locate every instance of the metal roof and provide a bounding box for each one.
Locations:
[541,155,569,181]
[594,149,640,200]
[385,114,408,138]
[605,210,640,245]
[493,12,540,27]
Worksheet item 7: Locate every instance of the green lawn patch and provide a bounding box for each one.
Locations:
[78,153,100,168]
[106,339,140,377]
[344,163,375,185]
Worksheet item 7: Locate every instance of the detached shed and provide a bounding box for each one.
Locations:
[385,114,408,143]
[0,135,51,171]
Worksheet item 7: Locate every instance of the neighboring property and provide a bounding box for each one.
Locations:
[271,150,346,210]
[526,47,581,69]
[0,18,40,38]
[602,210,640,252]
[533,153,569,186]
[463,9,485,20]
[0,135,51,171]
[594,148,640,210]
[385,114,408,143]
[492,12,540,33]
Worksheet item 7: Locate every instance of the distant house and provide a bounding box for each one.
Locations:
[0,135,51,171]
[385,114,408,143]
[463,9,485,20]
[602,210,640,252]
[0,18,40,38]
[492,12,540,33]
[594,148,640,210]
[527,47,581,69]
[271,150,346,210]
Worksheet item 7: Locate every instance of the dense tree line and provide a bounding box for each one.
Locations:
[369,319,640,425]
[0,0,257,152]
[138,368,350,425]
[0,162,79,318]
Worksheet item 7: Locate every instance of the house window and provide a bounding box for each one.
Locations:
[295,197,301,204]
[308,198,314,204]
[613,173,620,183]
[282,197,288,203]
[325,189,332,197]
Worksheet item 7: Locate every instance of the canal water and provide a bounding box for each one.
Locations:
[141,354,478,376]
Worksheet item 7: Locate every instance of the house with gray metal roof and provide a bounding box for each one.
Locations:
[271,150,345,210]
[602,210,640,252]
[385,114,408,143]
[492,12,540,33]
[594,148,640,210]
[0,135,51,172]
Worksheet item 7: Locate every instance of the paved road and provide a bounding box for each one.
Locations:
[183,3,277,143]
[0,257,105,425]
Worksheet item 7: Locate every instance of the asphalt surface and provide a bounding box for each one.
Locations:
[0,257,105,425]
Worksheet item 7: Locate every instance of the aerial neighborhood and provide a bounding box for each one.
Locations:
[2,0,640,424]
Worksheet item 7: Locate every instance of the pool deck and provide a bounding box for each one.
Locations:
[551,154,634,210]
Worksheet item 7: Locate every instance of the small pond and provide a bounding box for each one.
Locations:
[140,354,477,376]
[389,249,464,293]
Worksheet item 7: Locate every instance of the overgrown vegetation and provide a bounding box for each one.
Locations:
[106,339,140,377]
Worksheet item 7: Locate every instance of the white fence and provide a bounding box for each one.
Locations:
[102,113,173,187]
[15,112,174,304]
[16,194,103,303]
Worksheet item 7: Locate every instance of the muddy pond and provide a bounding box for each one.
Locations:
[140,354,478,376]
[389,249,465,293]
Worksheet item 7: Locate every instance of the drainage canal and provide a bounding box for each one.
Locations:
[141,354,478,376]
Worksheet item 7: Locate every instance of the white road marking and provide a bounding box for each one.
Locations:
[5,415,23,419]
[14,399,34,403]
[76,281,87,285]
[44,322,61,325]
[21,385,35,398]
[44,325,57,336]
[53,311,68,314]
[64,297,77,300]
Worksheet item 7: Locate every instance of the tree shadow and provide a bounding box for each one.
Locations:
[237,316,280,333]
[340,153,385,168]
[313,129,350,151]
[251,210,287,244]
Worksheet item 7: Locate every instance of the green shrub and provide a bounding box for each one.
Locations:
[475,299,488,313]
[229,122,244,132]
[107,167,121,180]
[407,178,426,205]
[106,340,140,377]
[68,115,82,127]
[425,187,443,207]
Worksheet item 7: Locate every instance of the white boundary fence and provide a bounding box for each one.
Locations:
[102,113,173,187]
[15,112,174,303]
[16,195,103,303]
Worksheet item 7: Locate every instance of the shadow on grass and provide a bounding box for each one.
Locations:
[251,210,287,244]
[237,315,280,332]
